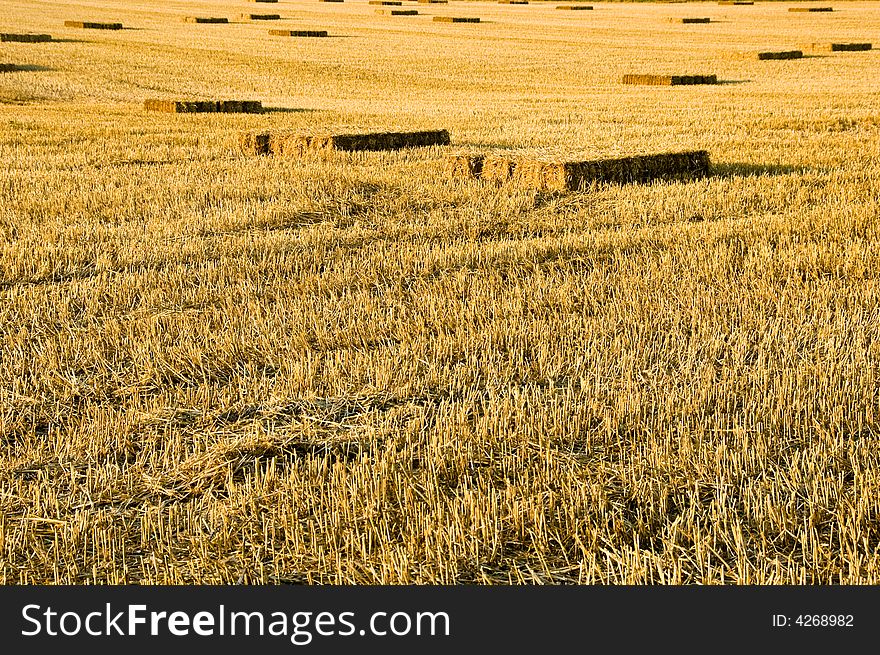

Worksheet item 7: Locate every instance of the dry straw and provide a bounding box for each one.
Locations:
[64,20,123,29]
[669,17,711,23]
[498,1,529,4]
[369,1,402,4]
[556,5,593,9]
[0,33,52,42]
[788,6,833,11]
[622,74,717,85]
[433,16,481,22]
[240,130,451,155]
[240,14,281,20]
[756,50,803,60]
[718,1,753,4]
[144,100,263,113]
[268,29,329,36]
[183,17,229,24]
[375,9,419,15]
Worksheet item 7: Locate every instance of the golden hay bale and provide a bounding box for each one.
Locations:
[718,1,753,4]
[804,42,871,52]
[669,17,711,23]
[622,74,718,85]
[243,130,451,155]
[481,156,518,183]
[433,16,480,22]
[369,1,402,4]
[756,50,803,60]
[144,100,263,113]
[498,1,529,4]
[248,0,278,3]
[444,154,485,178]
[788,6,833,11]
[183,17,229,24]
[375,9,419,15]
[0,33,52,42]
[556,5,593,9]
[240,133,273,155]
[268,29,329,36]
[240,14,282,20]
[64,20,123,30]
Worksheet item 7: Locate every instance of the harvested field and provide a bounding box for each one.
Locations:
[268,29,329,37]
[5,0,880,589]
[756,50,803,60]
[804,41,872,51]
[144,99,263,113]
[0,33,52,42]
[182,17,229,24]
[433,16,481,22]
[623,73,718,85]
[63,20,122,29]
[239,14,281,20]
[375,9,419,15]
[242,129,451,155]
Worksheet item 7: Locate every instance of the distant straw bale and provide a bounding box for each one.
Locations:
[756,50,803,60]
[556,5,593,9]
[375,9,419,15]
[0,33,52,42]
[145,100,263,113]
[240,130,451,155]
[669,17,711,23]
[803,42,871,52]
[183,17,229,24]
[622,74,717,85]
[64,20,123,29]
[433,16,481,22]
[788,6,833,11]
[369,1,402,4]
[268,29,329,36]
[240,14,281,20]
[718,1,753,4]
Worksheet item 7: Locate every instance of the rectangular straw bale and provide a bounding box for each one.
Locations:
[670,17,711,23]
[433,16,481,22]
[240,132,273,155]
[375,9,419,14]
[0,33,52,42]
[64,20,123,29]
[805,42,871,51]
[444,154,485,178]
[498,1,529,4]
[622,74,717,85]
[249,0,278,3]
[518,151,711,191]
[556,5,593,9]
[268,29,329,36]
[240,14,282,19]
[252,130,451,155]
[756,50,803,60]
[788,6,833,11]
[718,1,753,4]
[144,100,262,113]
[481,156,518,183]
[183,17,229,23]
[369,1,402,4]
[419,1,449,3]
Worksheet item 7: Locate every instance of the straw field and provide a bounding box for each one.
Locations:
[1,0,880,585]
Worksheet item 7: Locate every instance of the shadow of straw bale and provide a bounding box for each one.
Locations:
[712,162,813,178]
